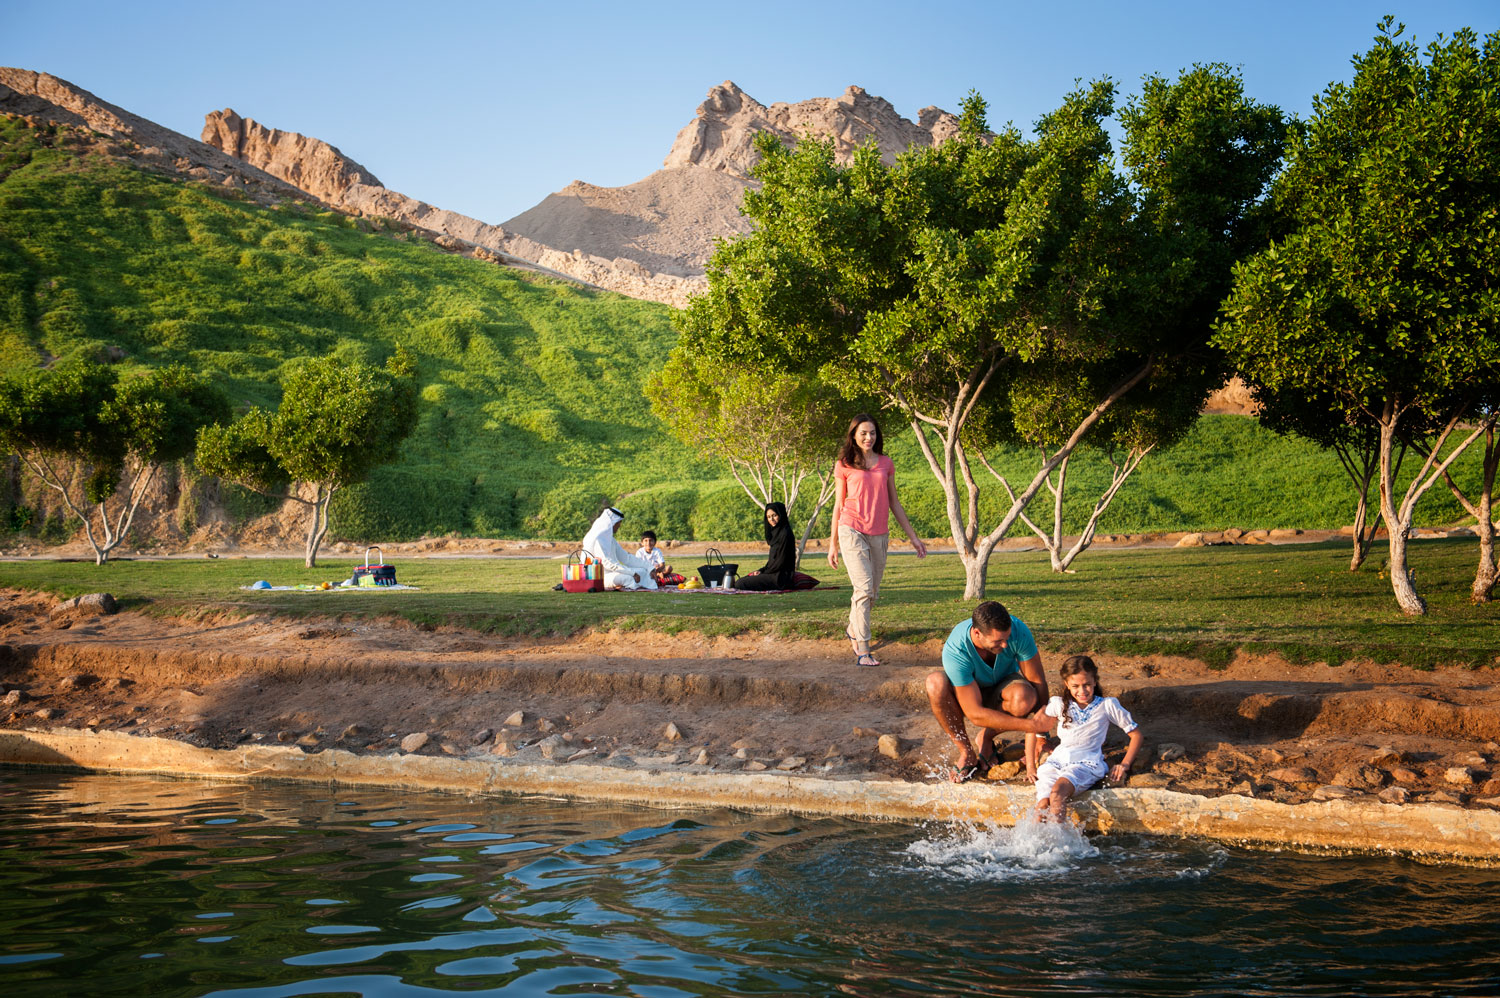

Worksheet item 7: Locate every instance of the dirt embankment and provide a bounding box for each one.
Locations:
[1,589,1498,811]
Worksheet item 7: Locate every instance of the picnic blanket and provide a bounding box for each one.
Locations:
[239,583,422,592]
[650,584,834,595]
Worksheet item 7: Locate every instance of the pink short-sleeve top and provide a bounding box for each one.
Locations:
[835,454,893,535]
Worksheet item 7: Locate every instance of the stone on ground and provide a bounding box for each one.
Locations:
[400,732,430,753]
[877,734,901,759]
[1313,785,1357,800]
[51,593,117,616]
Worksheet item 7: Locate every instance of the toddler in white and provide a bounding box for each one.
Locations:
[1027,655,1143,823]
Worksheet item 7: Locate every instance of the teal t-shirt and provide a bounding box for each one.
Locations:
[941,617,1037,689]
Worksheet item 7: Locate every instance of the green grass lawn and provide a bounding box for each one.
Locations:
[4,538,1495,670]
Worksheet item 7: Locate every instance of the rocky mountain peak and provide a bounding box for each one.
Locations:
[663,81,964,178]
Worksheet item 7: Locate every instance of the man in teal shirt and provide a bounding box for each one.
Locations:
[925,600,1050,782]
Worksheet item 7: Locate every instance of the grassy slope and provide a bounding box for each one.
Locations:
[0,115,718,539]
[2,539,1494,669]
[0,114,1488,546]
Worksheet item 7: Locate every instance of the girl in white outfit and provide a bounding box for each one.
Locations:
[1027,655,1143,823]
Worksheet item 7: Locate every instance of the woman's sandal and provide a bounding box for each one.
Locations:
[846,629,881,667]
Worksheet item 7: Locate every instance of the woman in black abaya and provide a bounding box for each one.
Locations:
[736,502,818,591]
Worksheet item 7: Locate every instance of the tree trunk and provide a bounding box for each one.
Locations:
[1373,399,1487,615]
[1349,491,1375,572]
[1476,503,1496,604]
[1375,404,1427,615]
[1470,424,1497,604]
[961,549,988,600]
[1330,434,1384,572]
[303,484,334,568]
[1384,527,1426,615]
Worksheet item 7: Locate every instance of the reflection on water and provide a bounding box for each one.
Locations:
[1,772,1499,997]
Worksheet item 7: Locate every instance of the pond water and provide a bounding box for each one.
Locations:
[2,771,1499,997]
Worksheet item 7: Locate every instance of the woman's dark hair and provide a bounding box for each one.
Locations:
[1057,655,1103,728]
[838,414,884,470]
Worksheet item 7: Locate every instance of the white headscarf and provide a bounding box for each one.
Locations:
[582,507,633,572]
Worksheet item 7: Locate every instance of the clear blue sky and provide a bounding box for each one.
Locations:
[3,1,1496,223]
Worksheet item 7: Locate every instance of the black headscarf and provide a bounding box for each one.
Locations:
[760,502,796,587]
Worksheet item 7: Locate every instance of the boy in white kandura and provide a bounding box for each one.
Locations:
[1027,655,1143,824]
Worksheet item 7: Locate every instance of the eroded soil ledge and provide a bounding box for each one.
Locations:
[2,589,1499,860]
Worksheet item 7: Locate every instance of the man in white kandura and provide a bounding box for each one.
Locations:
[582,507,658,591]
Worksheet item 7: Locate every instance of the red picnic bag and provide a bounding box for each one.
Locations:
[561,549,604,593]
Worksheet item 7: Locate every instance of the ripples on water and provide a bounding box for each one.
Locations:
[1,772,1499,997]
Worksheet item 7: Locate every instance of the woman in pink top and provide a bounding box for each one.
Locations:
[826,414,927,666]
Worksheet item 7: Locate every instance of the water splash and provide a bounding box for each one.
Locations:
[905,813,1101,881]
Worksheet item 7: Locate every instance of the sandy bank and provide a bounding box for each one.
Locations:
[4,727,1499,866]
[3,588,1500,863]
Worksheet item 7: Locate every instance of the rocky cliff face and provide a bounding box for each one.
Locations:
[199,108,704,305]
[202,109,381,203]
[0,68,296,198]
[2,70,969,308]
[663,81,963,177]
[196,82,968,306]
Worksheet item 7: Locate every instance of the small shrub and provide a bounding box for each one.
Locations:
[625,487,697,541]
[466,477,517,536]
[528,485,612,540]
[689,486,762,541]
[219,481,282,526]
[330,466,468,542]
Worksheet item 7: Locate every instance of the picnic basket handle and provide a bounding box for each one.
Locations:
[704,547,723,566]
[567,548,586,566]
[364,546,383,568]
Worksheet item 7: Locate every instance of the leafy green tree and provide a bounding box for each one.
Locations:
[197,350,419,566]
[1216,21,1500,614]
[679,72,1284,597]
[646,348,848,560]
[0,362,229,564]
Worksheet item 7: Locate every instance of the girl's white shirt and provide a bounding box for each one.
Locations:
[1044,694,1137,767]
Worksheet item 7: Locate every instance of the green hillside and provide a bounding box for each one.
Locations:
[0,114,1487,547]
[0,115,724,540]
